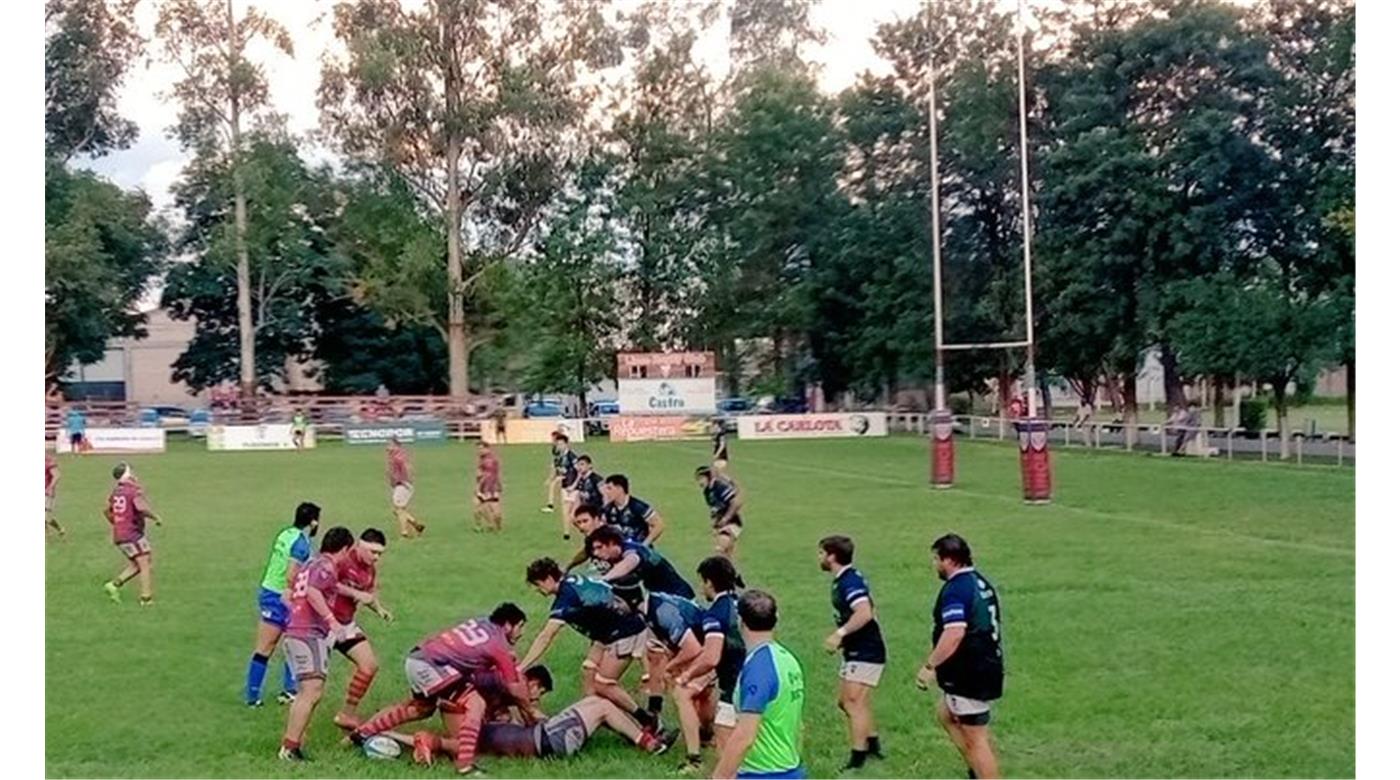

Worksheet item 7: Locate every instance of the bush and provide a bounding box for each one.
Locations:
[1239,398,1268,433]
[949,395,973,415]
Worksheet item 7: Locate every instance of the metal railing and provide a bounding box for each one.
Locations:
[888,413,1354,466]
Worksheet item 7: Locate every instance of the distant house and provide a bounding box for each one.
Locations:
[61,308,322,405]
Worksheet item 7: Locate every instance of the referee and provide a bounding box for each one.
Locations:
[916,533,1004,780]
[712,590,806,780]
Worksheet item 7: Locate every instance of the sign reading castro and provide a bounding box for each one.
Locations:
[736,413,889,440]
[343,419,448,446]
[617,378,717,415]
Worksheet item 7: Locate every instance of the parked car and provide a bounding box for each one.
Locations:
[585,400,620,436]
[140,405,191,429]
[523,400,565,419]
[756,396,808,414]
[716,397,754,414]
[188,408,212,437]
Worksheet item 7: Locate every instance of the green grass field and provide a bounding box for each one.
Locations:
[45,436,1354,778]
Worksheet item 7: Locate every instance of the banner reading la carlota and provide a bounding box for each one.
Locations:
[57,427,166,454]
[736,413,889,440]
[609,415,710,442]
[343,419,448,446]
[207,423,313,451]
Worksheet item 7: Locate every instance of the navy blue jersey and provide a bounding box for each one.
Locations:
[932,568,1004,701]
[548,574,645,644]
[644,591,706,654]
[702,477,742,528]
[603,496,655,543]
[832,566,887,663]
[701,591,746,700]
[712,428,729,460]
[554,448,579,488]
[575,472,605,508]
[605,540,695,606]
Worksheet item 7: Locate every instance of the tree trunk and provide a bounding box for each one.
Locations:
[228,0,255,399]
[1274,381,1291,459]
[443,13,468,399]
[1122,372,1139,450]
[1346,358,1355,440]
[1159,344,1187,410]
[997,367,1013,418]
[1211,375,1226,428]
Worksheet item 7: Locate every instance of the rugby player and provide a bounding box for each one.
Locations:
[474,440,503,532]
[585,525,696,606]
[543,432,580,540]
[696,467,744,559]
[520,558,656,730]
[563,503,608,573]
[279,526,356,761]
[574,455,605,510]
[45,451,65,538]
[818,535,886,771]
[636,589,711,770]
[675,556,746,762]
[387,437,425,538]
[711,419,730,471]
[331,528,394,729]
[601,473,665,544]
[291,409,310,451]
[916,534,1005,780]
[398,666,671,764]
[351,604,534,774]
[245,501,320,707]
[102,463,162,605]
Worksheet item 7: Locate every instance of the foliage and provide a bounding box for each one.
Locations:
[45,0,143,160]
[1239,397,1268,433]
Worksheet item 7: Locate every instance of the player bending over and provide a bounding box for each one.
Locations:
[520,558,657,731]
[696,467,744,560]
[246,502,320,707]
[279,526,356,761]
[674,556,747,765]
[474,440,503,532]
[636,589,713,772]
[386,437,426,538]
[351,604,534,774]
[103,463,162,605]
[331,528,393,728]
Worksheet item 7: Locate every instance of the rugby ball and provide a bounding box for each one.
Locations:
[362,735,402,760]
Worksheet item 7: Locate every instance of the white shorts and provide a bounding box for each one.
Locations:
[608,631,647,660]
[283,634,330,681]
[562,488,579,505]
[391,484,414,508]
[45,494,55,513]
[944,693,993,724]
[715,701,737,728]
[839,660,884,687]
[715,523,743,539]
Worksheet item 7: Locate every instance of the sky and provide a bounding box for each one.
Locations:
[81,0,931,217]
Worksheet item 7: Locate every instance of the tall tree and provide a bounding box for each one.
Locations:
[162,135,341,390]
[319,0,621,398]
[45,162,167,387]
[45,0,143,161]
[155,0,294,397]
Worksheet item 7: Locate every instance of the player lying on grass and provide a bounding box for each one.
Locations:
[673,556,747,762]
[474,440,503,532]
[520,558,658,731]
[279,526,356,761]
[330,528,393,728]
[385,666,672,765]
[696,467,744,560]
[245,502,320,707]
[103,462,163,606]
[350,604,534,774]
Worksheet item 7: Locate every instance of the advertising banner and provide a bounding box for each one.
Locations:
[609,415,710,442]
[207,423,312,451]
[57,427,166,454]
[343,419,448,446]
[483,418,586,445]
[736,413,889,440]
[617,378,717,415]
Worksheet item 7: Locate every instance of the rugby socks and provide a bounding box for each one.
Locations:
[647,695,664,716]
[868,734,883,758]
[246,653,270,703]
[281,661,297,695]
[633,707,657,729]
[454,694,486,770]
[847,749,868,769]
[355,700,421,739]
[345,668,376,709]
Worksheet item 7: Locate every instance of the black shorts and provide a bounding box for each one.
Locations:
[69,432,84,446]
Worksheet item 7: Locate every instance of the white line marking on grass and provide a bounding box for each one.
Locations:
[726,450,1354,559]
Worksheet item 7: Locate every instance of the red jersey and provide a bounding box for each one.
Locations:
[419,617,520,683]
[477,450,501,493]
[45,455,57,496]
[106,481,145,543]
[286,554,341,638]
[387,447,411,486]
[331,552,378,624]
